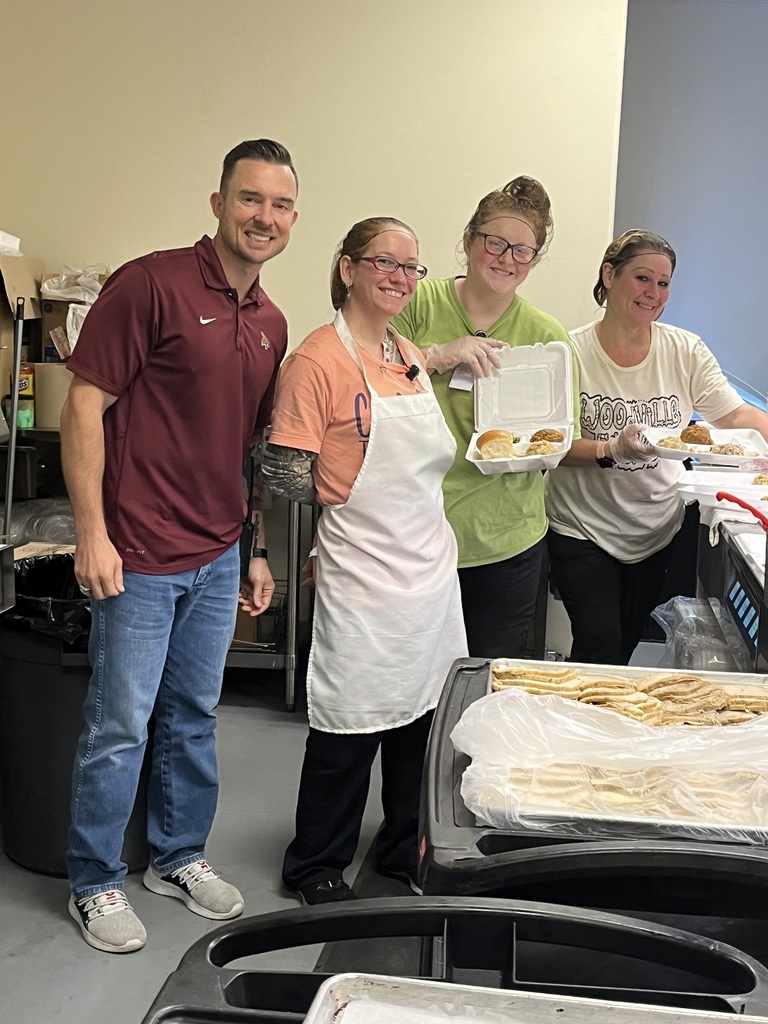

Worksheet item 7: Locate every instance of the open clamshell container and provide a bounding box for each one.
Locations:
[466,341,574,474]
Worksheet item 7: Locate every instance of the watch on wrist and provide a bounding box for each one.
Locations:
[596,454,615,469]
[251,547,268,559]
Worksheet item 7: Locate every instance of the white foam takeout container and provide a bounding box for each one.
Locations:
[645,425,768,466]
[304,972,768,1024]
[466,341,574,474]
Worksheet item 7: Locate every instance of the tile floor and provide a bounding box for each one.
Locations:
[0,669,384,1024]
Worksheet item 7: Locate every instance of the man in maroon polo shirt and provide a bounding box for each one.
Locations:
[60,139,298,954]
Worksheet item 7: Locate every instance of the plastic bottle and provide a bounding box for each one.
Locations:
[18,361,35,399]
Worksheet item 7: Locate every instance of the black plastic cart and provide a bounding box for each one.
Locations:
[141,896,768,1023]
[418,658,768,918]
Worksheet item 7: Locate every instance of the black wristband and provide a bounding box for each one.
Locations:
[596,455,615,469]
[251,547,268,559]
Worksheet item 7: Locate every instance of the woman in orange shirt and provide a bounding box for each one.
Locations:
[262,217,467,905]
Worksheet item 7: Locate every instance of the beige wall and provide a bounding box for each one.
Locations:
[1,0,627,343]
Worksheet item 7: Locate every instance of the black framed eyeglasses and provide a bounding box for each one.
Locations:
[476,233,538,265]
[353,256,428,280]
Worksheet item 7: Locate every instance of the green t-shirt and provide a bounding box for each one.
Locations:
[392,278,579,568]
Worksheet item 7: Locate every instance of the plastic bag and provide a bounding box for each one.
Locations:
[0,551,90,647]
[651,596,750,673]
[2,497,75,546]
[451,686,768,844]
[40,264,109,304]
[66,302,91,350]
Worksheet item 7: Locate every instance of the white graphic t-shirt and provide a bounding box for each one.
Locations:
[545,321,742,563]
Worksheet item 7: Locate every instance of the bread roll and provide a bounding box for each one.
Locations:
[477,429,517,459]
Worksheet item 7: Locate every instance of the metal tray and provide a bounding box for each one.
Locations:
[305,973,768,1024]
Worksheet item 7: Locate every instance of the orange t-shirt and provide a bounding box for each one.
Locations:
[269,323,429,505]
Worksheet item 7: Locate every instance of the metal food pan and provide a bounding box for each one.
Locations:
[305,973,768,1024]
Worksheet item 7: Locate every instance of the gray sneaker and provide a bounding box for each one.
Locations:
[68,890,146,953]
[143,859,244,920]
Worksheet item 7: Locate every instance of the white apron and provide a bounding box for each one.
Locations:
[306,312,468,733]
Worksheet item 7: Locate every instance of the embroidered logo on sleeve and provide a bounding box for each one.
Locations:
[260,332,271,350]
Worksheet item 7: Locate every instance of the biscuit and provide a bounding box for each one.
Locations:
[680,424,713,446]
[530,428,564,444]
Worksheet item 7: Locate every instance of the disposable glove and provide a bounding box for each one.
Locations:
[425,335,505,377]
[598,423,654,466]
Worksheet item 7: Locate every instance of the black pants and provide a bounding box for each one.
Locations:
[282,711,433,890]
[547,528,679,665]
[458,540,544,659]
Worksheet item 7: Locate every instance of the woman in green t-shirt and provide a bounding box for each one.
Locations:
[392,176,578,659]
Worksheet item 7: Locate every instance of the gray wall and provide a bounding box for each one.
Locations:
[615,0,768,400]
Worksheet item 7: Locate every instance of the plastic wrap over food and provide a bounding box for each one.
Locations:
[451,687,768,844]
[2,497,75,545]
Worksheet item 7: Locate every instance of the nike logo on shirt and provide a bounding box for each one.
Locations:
[200,316,217,324]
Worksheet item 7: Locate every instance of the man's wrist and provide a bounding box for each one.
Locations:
[251,547,268,559]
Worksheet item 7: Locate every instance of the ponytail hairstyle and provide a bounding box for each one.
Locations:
[330,217,418,310]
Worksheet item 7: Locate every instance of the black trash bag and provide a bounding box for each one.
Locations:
[0,552,91,649]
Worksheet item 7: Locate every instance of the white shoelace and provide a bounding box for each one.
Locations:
[171,859,219,891]
[79,890,132,919]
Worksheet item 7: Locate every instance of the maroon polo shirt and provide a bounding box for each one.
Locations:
[67,235,287,573]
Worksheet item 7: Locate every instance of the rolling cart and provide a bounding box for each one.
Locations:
[418,658,768,920]
[142,897,768,1023]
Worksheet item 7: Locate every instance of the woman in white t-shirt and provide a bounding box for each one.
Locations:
[545,229,768,665]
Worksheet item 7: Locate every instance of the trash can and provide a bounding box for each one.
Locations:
[0,553,150,877]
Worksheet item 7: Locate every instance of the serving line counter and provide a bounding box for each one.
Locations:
[418,658,768,920]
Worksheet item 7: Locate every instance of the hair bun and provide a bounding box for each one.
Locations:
[501,176,551,217]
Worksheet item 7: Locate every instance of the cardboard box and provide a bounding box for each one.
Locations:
[0,256,45,397]
[40,297,72,361]
[34,362,73,429]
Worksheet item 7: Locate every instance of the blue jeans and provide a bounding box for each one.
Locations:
[67,543,240,898]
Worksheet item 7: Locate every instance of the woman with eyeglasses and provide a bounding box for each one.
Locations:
[392,177,578,659]
[261,217,467,905]
[545,229,768,666]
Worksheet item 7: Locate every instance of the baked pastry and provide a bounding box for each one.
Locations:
[526,440,558,456]
[477,429,518,459]
[530,428,564,443]
[753,474,768,485]
[681,424,713,445]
